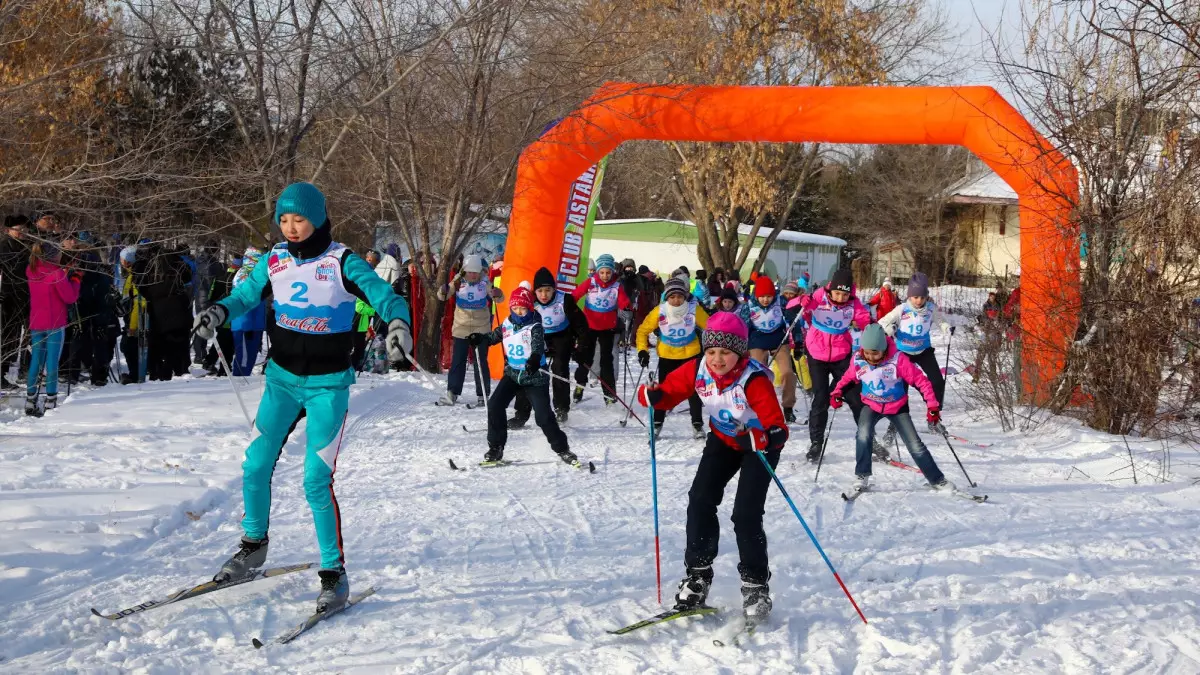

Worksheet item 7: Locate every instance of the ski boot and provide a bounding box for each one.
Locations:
[652,422,664,437]
[24,397,42,418]
[572,386,584,404]
[930,478,957,492]
[604,397,615,407]
[555,408,569,424]
[673,566,713,610]
[484,445,504,463]
[316,567,349,613]
[881,425,897,448]
[852,474,871,494]
[805,441,822,463]
[555,448,579,466]
[784,407,797,424]
[692,423,706,440]
[476,396,486,407]
[928,421,946,435]
[214,536,269,582]
[44,394,57,412]
[437,391,458,406]
[741,579,772,624]
[507,414,528,430]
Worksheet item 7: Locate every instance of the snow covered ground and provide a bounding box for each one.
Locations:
[3,328,1200,673]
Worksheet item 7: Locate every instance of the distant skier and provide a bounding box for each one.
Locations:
[469,283,577,466]
[738,276,802,424]
[192,182,413,613]
[830,323,950,495]
[800,268,872,462]
[436,254,502,406]
[636,275,709,437]
[636,312,788,624]
[571,253,630,404]
[878,272,945,422]
[508,267,584,427]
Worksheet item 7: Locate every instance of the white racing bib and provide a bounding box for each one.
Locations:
[586,280,619,312]
[694,359,769,435]
[811,296,854,335]
[267,243,357,334]
[539,291,570,334]
[855,351,906,406]
[455,279,491,311]
[657,300,698,347]
[501,318,546,369]
[895,303,934,353]
[748,300,784,332]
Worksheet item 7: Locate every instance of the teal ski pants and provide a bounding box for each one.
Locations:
[241,362,352,570]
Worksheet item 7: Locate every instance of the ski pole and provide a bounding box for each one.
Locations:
[207,332,254,431]
[944,325,955,373]
[621,365,647,427]
[939,428,977,487]
[545,363,646,428]
[748,426,867,624]
[813,405,838,484]
[647,372,663,605]
[469,345,491,403]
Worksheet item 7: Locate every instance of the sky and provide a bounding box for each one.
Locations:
[941,0,1029,91]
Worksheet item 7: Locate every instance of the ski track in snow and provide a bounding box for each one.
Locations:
[2,335,1200,673]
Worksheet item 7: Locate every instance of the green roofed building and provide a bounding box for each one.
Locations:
[590,219,845,285]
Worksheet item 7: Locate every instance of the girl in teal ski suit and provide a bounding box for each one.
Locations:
[193,182,413,612]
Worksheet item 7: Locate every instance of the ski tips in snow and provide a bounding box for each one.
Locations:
[606,606,719,635]
[252,586,377,649]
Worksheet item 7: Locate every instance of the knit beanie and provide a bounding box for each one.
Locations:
[533,266,556,290]
[830,268,853,294]
[664,276,689,299]
[907,272,929,298]
[696,269,707,281]
[782,280,800,295]
[509,286,534,312]
[720,286,740,305]
[882,277,893,289]
[274,182,328,228]
[860,323,887,352]
[638,265,650,274]
[702,311,749,356]
[755,276,776,298]
[462,254,485,274]
[620,257,635,270]
[596,254,616,272]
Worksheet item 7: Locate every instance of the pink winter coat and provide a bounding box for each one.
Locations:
[801,286,871,362]
[832,339,938,415]
[27,262,80,331]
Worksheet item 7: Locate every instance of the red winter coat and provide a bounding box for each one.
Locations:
[638,357,787,452]
[868,288,899,318]
[571,274,630,331]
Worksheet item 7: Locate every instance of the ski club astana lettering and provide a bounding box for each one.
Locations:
[268,243,358,335]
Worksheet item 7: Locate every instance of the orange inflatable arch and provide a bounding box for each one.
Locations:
[496,83,1079,400]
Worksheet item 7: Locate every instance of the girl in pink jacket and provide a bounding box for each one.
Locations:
[799,268,871,461]
[25,243,80,416]
[831,324,950,494]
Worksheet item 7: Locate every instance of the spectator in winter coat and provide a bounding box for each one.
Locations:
[635,265,663,329]
[132,244,194,381]
[24,242,80,416]
[118,247,149,383]
[617,258,645,345]
[636,275,710,434]
[800,267,872,461]
[868,279,900,320]
[366,249,402,287]
[0,216,31,387]
[832,324,950,493]
[707,267,726,300]
[436,254,502,405]
[202,256,239,376]
[66,244,120,386]
[571,253,630,404]
[230,248,267,376]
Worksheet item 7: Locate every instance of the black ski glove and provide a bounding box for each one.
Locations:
[525,355,541,376]
[467,333,484,346]
[638,350,650,369]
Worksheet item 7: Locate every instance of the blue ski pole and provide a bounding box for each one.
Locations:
[647,374,663,604]
[749,428,868,624]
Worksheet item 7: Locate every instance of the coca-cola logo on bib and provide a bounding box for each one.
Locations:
[278,314,331,332]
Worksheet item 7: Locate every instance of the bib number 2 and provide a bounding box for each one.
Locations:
[290,282,309,303]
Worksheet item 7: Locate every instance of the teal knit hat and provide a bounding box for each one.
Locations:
[595,254,616,272]
[274,182,328,228]
[860,323,887,352]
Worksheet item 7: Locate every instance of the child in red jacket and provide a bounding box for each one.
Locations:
[637,311,788,624]
[831,324,950,495]
[570,253,629,404]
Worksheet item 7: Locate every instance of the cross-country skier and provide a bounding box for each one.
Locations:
[508,267,584,426]
[469,283,577,466]
[878,272,945,427]
[636,312,788,624]
[717,285,741,313]
[830,323,950,495]
[800,268,872,462]
[636,275,709,437]
[571,253,630,404]
[192,182,413,613]
[437,254,502,406]
[738,276,802,424]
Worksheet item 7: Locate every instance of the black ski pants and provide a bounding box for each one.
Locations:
[514,330,574,419]
[655,355,703,428]
[685,433,780,585]
[487,375,568,454]
[574,328,615,401]
[905,347,945,407]
[807,356,864,446]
